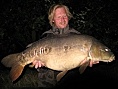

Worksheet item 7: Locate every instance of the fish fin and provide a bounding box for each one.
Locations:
[79,60,90,74]
[26,42,35,48]
[10,64,24,82]
[1,53,20,67]
[56,70,68,81]
[29,64,34,68]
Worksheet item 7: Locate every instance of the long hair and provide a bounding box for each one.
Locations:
[48,4,73,26]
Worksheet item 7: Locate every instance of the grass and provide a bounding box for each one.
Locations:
[0,65,39,89]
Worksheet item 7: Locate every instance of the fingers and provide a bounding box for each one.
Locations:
[80,59,100,67]
[89,61,93,67]
[32,60,44,69]
[35,62,39,69]
[89,61,99,67]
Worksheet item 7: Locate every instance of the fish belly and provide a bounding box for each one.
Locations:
[44,51,88,71]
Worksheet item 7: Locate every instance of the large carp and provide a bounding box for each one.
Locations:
[1,33,115,82]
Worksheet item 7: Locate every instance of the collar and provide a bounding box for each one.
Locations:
[52,25,69,34]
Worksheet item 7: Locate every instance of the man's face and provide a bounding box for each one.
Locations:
[53,7,69,29]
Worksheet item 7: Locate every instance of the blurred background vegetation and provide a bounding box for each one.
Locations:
[0,0,118,88]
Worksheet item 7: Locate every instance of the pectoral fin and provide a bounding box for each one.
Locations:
[79,59,90,74]
[56,70,68,81]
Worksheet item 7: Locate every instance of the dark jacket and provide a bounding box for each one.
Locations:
[42,25,80,37]
[37,25,80,88]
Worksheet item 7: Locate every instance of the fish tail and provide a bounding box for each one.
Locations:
[1,53,25,81]
[1,53,20,67]
[10,64,24,82]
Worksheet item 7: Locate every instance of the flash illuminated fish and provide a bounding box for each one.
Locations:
[1,34,115,82]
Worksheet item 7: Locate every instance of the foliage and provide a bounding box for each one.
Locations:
[0,0,118,88]
[0,0,117,55]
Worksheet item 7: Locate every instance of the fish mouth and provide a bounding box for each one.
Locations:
[100,54,115,62]
[107,55,115,62]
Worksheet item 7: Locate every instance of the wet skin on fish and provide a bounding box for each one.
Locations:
[1,33,115,82]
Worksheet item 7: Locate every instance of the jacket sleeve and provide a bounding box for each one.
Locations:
[69,28,81,34]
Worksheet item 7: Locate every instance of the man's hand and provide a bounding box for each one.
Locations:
[89,61,99,67]
[80,59,99,67]
[32,60,45,69]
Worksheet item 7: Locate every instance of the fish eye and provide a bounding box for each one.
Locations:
[100,48,110,52]
[105,48,109,51]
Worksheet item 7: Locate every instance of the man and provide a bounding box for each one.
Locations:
[33,4,99,88]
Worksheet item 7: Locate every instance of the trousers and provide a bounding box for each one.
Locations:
[37,67,59,88]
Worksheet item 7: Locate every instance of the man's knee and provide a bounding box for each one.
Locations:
[37,68,59,88]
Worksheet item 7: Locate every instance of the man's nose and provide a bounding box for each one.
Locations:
[61,17,65,21]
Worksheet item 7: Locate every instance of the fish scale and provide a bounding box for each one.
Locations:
[1,33,115,82]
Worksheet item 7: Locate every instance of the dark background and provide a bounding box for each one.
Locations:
[0,0,118,88]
